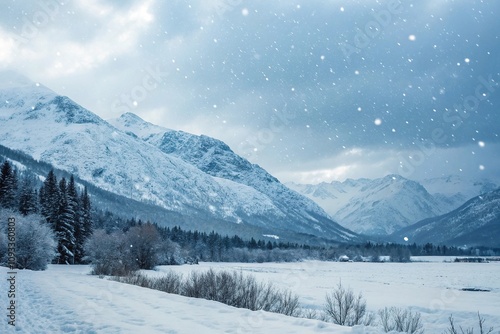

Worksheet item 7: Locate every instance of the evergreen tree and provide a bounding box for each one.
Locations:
[67,176,84,263]
[18,175,38,215]
[0,161,18,209]
[80,186,93,243]
[40,170,60,229]
[56,177,76,264]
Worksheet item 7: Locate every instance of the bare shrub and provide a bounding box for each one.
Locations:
[116,271,183,295]
[126,223,163,270]
[151,271,183,294]
[445,313,495,334]
[271,289,300,316]
[379,307,424,334]
[300,308,320,320]
[324,282,372,326]
[85,229,136,276]
[183,270,205,299]
[116,268,300,317]
[86,224,166,276]
[116,272,151,288]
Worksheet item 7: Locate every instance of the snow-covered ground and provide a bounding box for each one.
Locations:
[159,258,500,332]
[1,259,499,333]
[0,265,374,333]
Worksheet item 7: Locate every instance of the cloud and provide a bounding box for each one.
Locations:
[0,28,16,64]
[1,0,499,184]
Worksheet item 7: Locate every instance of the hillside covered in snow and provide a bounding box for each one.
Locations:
[0,71,357,244]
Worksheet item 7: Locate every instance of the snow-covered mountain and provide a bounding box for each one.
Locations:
[0,71,357,243]
[391,188,500,247]
[110,112,355,240]
[420,175,499,211]
[288,174,499,237]
[288,175,460,236]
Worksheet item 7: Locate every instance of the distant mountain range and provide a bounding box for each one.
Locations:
[420,175,498,213]
[288,175,499,237]
[0,71,357,244]
[392,188,500,248]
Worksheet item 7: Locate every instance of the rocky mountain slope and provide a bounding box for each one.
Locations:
[391,188,500,247]
[0,71,357,243]
[110,113,354,240]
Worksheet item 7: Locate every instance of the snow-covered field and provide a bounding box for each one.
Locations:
[157,258,500,332]
[1,258,499,333]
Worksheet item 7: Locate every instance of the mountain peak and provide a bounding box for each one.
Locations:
[119,112,155,125]
[288,174,447,235]
[109,112,171,141]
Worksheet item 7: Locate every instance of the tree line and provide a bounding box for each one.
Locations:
[85,208,500,276]
[2,158,498,272]
[0,160,92,264]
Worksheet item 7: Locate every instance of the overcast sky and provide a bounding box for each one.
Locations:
[1,0,499,184]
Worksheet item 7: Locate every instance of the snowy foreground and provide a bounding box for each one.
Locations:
[1,258,499,333]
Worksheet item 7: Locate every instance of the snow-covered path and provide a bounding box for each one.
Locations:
[0,265,370,334]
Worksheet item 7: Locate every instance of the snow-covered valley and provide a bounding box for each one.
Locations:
[2,259,499,333]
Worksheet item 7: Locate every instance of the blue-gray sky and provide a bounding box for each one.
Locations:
[1,0,499,184]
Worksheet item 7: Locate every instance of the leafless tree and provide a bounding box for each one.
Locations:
[445,313,495,334]
[324,281,373,326]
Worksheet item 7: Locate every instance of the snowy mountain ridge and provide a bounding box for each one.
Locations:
[420,175,499,211]
[110,113,332,231]
[392,187,500,247]
[0,73,357,243]
[287,174,498,236]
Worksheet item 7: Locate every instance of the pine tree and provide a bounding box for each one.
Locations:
[0,160,18,209]
[67,176,85,263]
[40,170,60,230]
[56,177,76,264]
[18,175,38,215]
[79,186,93,260]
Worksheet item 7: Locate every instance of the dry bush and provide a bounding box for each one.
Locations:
[379,307,424,334]
[324,282,373,326]
[116,269,301,317]
[444,313,495,334]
